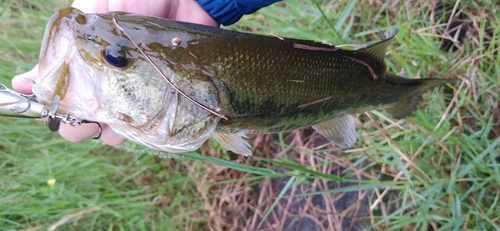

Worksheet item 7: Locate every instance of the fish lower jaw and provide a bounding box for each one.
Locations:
[119,132,193,153]
[109,123,215,153]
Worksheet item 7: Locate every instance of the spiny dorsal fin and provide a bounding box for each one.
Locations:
[212,132,252,156]
[356,29,398,64]
[380,29,398,40]
[312,114,357,147]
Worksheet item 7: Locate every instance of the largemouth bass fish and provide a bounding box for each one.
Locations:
[31,7,453,156]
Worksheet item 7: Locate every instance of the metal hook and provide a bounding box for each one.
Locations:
[81,120,103,139]
[48,95,61,132]
[44,95,102,138]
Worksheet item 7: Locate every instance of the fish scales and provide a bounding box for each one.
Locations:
[105,14,400,132]
[154,29,410,133]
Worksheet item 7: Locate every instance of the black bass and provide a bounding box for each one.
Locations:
[32,7,453,155]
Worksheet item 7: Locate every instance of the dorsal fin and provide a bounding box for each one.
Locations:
[356,29,398,64]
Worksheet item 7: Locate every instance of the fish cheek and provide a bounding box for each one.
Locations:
[103,63,167,127]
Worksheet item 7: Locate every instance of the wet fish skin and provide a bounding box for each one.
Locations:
[32,8,454,155]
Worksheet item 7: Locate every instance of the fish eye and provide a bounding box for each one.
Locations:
[101,46,128,68]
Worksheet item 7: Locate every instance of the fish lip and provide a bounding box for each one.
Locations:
[37,7,84,101]
[39,7,83,59]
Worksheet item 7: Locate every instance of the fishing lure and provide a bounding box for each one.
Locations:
[0,83,102,138]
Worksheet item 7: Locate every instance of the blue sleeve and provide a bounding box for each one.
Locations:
[197,0,281,26]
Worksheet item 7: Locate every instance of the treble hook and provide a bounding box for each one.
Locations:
[81,120,103,139]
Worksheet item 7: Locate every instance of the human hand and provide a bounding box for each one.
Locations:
[11,0,218,145]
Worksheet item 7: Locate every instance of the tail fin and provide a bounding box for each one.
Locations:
[386,77,455,118]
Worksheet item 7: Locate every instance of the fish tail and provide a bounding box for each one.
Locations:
[419,78,456,90]
[386,77,455,118]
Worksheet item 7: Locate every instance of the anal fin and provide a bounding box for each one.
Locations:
[213,132,252,156]
[312,114,357,147]
[386,94,422,119]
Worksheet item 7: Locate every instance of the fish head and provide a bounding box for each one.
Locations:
[32,7,225,152]
[34,7,169,125]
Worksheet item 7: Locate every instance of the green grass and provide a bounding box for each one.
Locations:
[1,0,499,230]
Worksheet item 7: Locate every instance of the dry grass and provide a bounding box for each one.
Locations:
[192,131,371,231]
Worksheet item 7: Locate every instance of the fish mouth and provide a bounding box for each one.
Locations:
[37,7,84,101]
[34,7,104,118]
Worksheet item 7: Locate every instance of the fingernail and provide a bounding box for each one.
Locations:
[12,75,36,84]
[12,74,35,94]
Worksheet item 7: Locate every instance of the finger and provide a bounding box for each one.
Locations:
[59,121,125,145]
[71,0,110,13]
[59,122,100,142]
[12,64,39,94]
[99,124,126,146]
[176,0,219,27]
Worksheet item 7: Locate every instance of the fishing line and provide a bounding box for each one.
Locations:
[111,14,227,120]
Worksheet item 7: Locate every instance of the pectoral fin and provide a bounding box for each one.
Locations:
[213,132,252,156]
[312,114,357,147]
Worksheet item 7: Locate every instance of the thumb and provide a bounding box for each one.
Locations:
[12,64,39,94]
